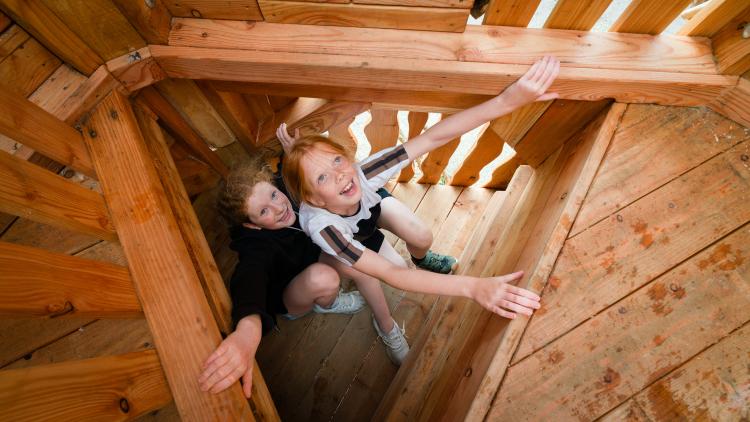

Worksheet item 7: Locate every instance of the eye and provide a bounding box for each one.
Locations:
[317,174,327,184]
[271,190,277,200]
[333,156,342,165]
[260,208,268,216]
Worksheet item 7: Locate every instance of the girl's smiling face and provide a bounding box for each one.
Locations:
[300,144,361,215]
[243,181,295,230]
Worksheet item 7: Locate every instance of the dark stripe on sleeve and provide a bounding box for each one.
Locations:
[360,145,409,180]
[320,226,364,265]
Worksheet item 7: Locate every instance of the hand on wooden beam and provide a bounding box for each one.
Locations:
[276,122,300,156]
[501,55,561,108]
[469,270,541,319]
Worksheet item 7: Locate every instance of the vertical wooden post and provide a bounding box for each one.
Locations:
[82,90,253,421]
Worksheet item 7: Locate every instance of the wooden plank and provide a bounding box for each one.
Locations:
[710,76,750,128]
[711,6,750,75]
[544,0,613,30]
[0,150,116,241]
[484,153,522,189]
[0,10,8,32]
[51,65,121,125]
[513,99,612,167]
[151,45,734,107]
[241,94,274,122]
[106,46,167,92]
[450,126,505,186]
[397,111,428,182]
[82,90,252,420]
[0,35,61,97]
[259,1,469,32]
[678,0,750,37]
[169,19,718,75]
[133,105,232,335]
[195,80,259,149]
[418,134,460,184]
[0,241,139,318]
[209,80,490,113]
[327,114,358,154]
[353,0,472,8]
[571,104,747,237]
[0,85,95,177]
[610,0,693,35]
[136,86,229,178]
[40,0,145,61]
[441,105,625,422]
[26,64,87,115]
[164,0,263,20]
[364,108,399,153]
[515,140,750,363]
[492,225,750,420]
[0,24,29,61]
[170,141,222,197]
[488,101,553,148]
[483,0,541,26]
[0,0,102,74]
[111,0,172,45]
[628,322,750,421]
[0,350,172,421]
[155,78,236,147]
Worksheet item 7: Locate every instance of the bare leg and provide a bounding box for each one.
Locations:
[282,263,340,317]
[320,247,405,333]
[378,196,432,259]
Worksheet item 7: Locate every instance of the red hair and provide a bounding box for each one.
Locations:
[282,135,354,204]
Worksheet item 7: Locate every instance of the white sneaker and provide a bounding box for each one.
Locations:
[313,289,366,315]
[372,316,410,366]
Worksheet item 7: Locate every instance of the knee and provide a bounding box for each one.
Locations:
[307,263,340,293]
[411,223,433,250]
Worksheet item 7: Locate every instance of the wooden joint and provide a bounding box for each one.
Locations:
[106,46,167,93]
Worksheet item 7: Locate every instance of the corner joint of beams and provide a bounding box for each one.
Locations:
[106,46,167,94]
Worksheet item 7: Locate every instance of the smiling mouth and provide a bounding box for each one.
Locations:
[279,206,291,222]
[340,180,355,195]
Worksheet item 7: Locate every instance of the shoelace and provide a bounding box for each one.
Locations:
[380,320,408,348]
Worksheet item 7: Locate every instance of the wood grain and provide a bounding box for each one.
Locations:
[678,0,749,37]
[711,6,750,75]
[484,153,522,189]
[111,0,172,45]
[610,0,692,34]
[51,65,121,125]
[169,19,718,75]
[364,108,399,153]
[483,0,541,26]
[83,90,252,420]
[151,45,733,107]
[195,81,259,149]
[0,33,60,97]
[353,0,471,8]
[0,241,139,318]
[259,0,468,32]
[0,150,116,240]
[164,0,264,20]
[0,350,171,421]
[418,134,460,184]
[544,0,613,30]
[0,0,102,74]
[710,76,750,128]
[397,111,428,182]
[106,46,167,92]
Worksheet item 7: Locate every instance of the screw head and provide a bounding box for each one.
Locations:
[88,129,97,138]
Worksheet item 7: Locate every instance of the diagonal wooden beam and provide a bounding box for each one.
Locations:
[82,90,252,420]
[483,0,541,26]
[711,5,750,76]
[678,0,750,37]
[0,350,171,421]
[544,0,613,30]
[0,241,140,318]
[609,0,692,35]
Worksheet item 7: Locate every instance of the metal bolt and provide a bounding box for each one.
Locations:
[119,398,130,413]
[603,373,613,383]
[668,202,676,209]
[110,110,118,119]
[144,0,155,8]
[464,367,473,377]
[741,154,749,162]
[560,192,568,200]
[669,283,680,292]
[88,129,97,138]
[742,22,749,39]
[616,214,623,223]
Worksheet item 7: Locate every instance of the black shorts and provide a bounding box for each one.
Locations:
[354,188,392,252]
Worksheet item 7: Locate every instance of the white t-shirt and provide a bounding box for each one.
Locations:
[299,144,410,265]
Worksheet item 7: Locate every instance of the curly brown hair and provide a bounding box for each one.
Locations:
[217,155,275,227]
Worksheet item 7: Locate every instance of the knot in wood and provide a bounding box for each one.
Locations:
[616,214,623,223]
[201,32,208,38]
[668,202,676,209]
[618,307,627,314]
[48,301,74,318]
[110,110,118,119]
[191,9,202,18]
[560,192,567,200]
[88,129,97,138]
[603,373,613,384]
[119,397,130,413]
[464,367,473,377]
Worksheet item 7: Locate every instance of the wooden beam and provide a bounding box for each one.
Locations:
[111,0,172,45]
[0,85,95,177]
[195,80,259,149]
[0,150,116,241]
[609,0,692,35]
[327,115,358,154]
[397,111,428,182]
[450,125,505,186]
[0,0,102,74]
[258,0,468,32]
[483,0,541,26]
[710,77,750,128]
[364,108,399,154]
[678,0,749,37]
[0,10,9,32]
[150,44,734,107]
[51,65,121,125]
[0,350,171,420]
[82,90,252,420]
[0,26,61,97]
[106,46,167,92]
[0,241,140,318]
[354,0,472,7]
[711,6,750,75]
[133,104,233,335]
[137,86,229,178]
[484,153,522,189]
[210,80,488,113]
[163,0,263,20]
[544,0,613,30]
[169,19,719,75]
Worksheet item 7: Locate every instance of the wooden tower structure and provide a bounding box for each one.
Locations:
[0,0,748,420]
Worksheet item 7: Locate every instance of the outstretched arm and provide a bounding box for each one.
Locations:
[199,314,262,398]
[404,56,560,161]
[353,249,540,319]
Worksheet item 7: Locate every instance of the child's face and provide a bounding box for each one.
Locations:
[300,144,361,215]
[243,181,295,230]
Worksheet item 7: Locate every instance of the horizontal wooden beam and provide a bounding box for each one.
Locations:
[170,19,718,75]
[0,350,171,420]
[0,85,96,178]
[0,241,140,318]
[0,150,116,241]
[151,44,735,107]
